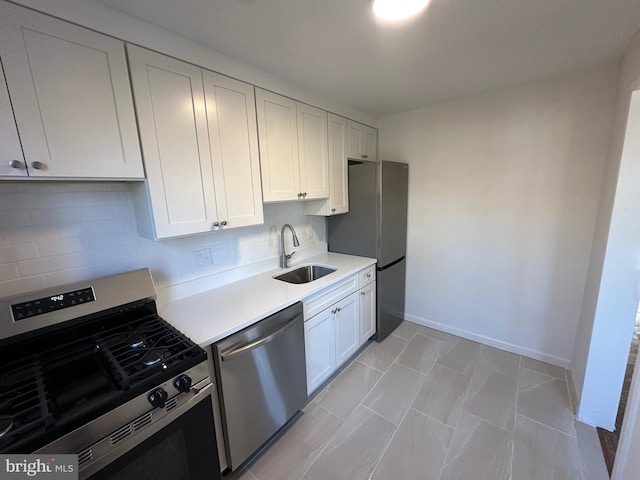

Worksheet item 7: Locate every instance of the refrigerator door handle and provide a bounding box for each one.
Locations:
[377,256,406,272]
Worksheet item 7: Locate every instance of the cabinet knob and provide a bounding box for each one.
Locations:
[212,221,220,227]
[220,221,228,226]
[8,160,24,169]
[361,154,366,159]
[303,192,307,197]
[331,208,336,213]
[30,161,45,170]
[361,292,365,296]
[297,193,302,199]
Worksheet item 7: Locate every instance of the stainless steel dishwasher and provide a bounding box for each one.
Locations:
[213,302,307,470]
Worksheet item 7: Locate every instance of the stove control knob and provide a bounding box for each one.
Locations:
[148,388,168,408]
[174,375,192,393]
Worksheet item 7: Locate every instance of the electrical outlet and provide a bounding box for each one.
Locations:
[192,248,213,268]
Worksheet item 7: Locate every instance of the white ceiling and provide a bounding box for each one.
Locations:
[98,0,640,118]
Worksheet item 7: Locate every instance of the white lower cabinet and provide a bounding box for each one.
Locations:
[304,308,337,394]
[304,267,376,394]
[335,293,360,366]
[360,281,376,343]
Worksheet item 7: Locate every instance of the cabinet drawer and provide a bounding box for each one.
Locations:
[359,265,376,288]
[304,274,358,320]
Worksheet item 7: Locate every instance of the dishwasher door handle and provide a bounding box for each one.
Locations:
[221,316,299,361]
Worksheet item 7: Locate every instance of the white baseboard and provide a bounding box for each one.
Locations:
[404,313,571,369]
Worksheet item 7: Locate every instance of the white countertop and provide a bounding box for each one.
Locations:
[159,252,376,346]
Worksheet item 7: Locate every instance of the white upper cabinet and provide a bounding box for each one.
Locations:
[129,46,216,238]
[297,103,329,199]
[347,120,377,162]
[0,60,26,178]
[305,113,348,216]
[256,88,329,202]
[203,70,264,229]
[0,2,143,179]
[128,46,263,239]
[256,89,300,202]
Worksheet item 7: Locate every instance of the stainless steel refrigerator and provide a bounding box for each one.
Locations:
[327,160,408,341]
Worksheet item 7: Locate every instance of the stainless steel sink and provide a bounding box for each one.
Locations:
[274,264,337,284]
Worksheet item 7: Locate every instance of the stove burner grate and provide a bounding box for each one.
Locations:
[94,315,203,391]
[0,357,54,451]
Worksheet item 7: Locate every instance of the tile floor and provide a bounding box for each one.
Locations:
[231,321,608,480]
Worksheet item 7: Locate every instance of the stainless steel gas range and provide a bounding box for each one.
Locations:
[0,269,221,480]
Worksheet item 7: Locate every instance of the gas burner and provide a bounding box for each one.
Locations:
[129,334,146,350]
[141,351,165,366]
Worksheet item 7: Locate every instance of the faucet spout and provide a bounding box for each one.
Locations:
[280,224,300,269]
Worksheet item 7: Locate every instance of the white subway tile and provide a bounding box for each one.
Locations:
[0,264,18,282]
[0,244,39,263]
[38,238,85,257]
[64,251,105,268]
[18,256,67,276]
[0,275,47,299]
[65,183,112,192]
[95,218,134,234]
[0,211,33,228]
[7,225,58,244]
[57,222,97,239]
[101,245,137,262]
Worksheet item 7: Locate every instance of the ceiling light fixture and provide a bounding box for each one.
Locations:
[372,0,430,21]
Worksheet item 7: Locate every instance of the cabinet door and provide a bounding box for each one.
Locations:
[256,88,300,202]
[304,309,336,394]
[203,71,264,229]
[128,46,218,239]
[0,60,26,177]
[347,120,377,162]
[297,102,329,200]
[0,2,143,179]
[335,292,360,367]
[347,120,364,160]
[363,125,378,162]
[360,281,376,344]
[328,114,348,214]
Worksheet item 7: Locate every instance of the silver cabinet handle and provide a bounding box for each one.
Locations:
[337,307,341,312]
[8,160,24,169]
[303,192,307,197]
[361,154,366,159]
[220,221,228,226]
[331,208,336,213]
[361,291,365,296]
[31,161,44,170]
[212,221,220,227]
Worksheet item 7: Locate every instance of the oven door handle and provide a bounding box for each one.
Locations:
[221,317,298,361]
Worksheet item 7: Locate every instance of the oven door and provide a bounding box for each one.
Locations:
[85,385,220,480]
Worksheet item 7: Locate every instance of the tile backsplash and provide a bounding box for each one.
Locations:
[0,182,327,298]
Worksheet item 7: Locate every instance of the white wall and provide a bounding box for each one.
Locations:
[0,182,326,300]
[378,64,619,367]
[573,29,640,431]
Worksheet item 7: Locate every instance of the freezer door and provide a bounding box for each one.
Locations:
[376,258,406,341]
[379,161,408,267]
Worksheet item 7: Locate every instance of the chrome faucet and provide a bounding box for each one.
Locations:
[280,224,300,269]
